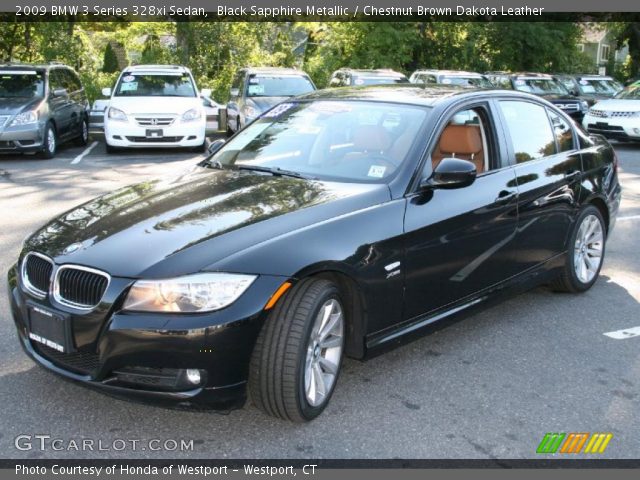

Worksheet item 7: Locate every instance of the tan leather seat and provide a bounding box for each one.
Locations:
[432,124,485,173]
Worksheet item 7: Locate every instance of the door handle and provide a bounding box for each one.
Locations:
[495,190,517,204]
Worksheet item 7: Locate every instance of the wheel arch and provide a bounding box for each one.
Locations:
[585,195,610,234]
[293,264,368,360]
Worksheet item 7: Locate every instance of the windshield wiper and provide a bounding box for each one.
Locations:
[236,165,316,180]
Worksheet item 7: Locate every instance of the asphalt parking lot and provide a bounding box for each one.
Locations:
[0,138,639,459]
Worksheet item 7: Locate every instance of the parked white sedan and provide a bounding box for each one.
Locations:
[583,87,640,142]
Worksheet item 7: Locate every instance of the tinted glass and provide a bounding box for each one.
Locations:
[49,70,65,91]
[352,75,409,86]
[440,76,493,88]
[246,75,315,97]
[65,69,82,92]
[115,73,196,97]
[615,87,640,99]
[548,110,574,152]
[499,101,556,163]
[578,79,622,95]
[0,71,45,98]
[513,78,569,95]
[209,100,429,183]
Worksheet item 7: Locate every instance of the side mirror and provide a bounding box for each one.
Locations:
[571,89,579,96]
[52,88,68,98]
[200,88,212,98]
[102,87,112,97]
[207,138,225,155]
[229,87,240,97]
[421,157,477,190]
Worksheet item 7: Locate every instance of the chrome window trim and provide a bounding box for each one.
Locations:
[53,264,111,311]
[21,252,54,299]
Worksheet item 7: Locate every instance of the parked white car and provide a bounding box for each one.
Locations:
[103,65,208,152]
[583,87,640,142]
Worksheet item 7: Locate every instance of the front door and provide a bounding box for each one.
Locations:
[402,104,520,321]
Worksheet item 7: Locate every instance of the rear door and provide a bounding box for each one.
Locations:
[48,69,72,138]
[497,99,582,271]
[402,102,519,320]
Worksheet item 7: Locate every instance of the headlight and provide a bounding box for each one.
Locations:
[182,108,202,122]
[243,105,258,119]
[107,107,127,121]
[123,273,257,313]
[11,111,38,126]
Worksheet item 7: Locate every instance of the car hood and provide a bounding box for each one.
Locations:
[24,168,390,278]
[108,96,202,115]
[247,96,290,113]
[590,99,640,112]
[539,94,580,102]
[0,97,43,116]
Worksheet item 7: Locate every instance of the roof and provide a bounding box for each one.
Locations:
[0,62,70,71]
[413,70,485,77]
[295,84,507,107]
[557,74,615,81]
[126,64,189,72]
[581,24,608,44]
[338,69,406,77]
[244,67,306,75]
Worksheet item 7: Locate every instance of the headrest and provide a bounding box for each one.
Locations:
[439,124,482,156]
[352,125,392,152]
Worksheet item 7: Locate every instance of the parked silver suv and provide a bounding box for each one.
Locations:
[0,63,89,158]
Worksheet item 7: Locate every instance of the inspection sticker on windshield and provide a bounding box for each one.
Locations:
[122,75,136,82]
[368,165,386,178]
[248,84,265,95]
[264,102,295,118]
[120,82,138,91]
[579,80,589,85]
[514,79,526,86]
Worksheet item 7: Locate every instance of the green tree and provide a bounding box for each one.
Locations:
[102,42,119,73]
[609,22,640,79]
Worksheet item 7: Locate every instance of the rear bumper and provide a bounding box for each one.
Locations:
[8,264,287,409]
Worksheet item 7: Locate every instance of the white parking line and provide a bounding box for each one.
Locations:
[617,215,640,222]
[71,141,98,165]
[603,326,640,340]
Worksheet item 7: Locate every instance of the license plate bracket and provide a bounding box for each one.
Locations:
[26,302,73,353]
[145,129,163,138]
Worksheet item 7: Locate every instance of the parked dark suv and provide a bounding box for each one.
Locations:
[0,63,89,158]
[554,74,623,106]
[485,72,588,121]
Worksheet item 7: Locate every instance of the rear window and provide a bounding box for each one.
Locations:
[246,75,315,97]
[114,73,196,97]
[352,75,409,86]
[0,71,45,98]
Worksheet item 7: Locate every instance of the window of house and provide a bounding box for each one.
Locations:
[600,44,610,62]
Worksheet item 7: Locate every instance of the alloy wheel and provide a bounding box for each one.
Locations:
[304,298,344,407]
[573,214,604,284]
[47,128,56,154]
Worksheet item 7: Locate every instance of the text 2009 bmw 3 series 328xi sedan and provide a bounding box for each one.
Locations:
[8,85,621,422]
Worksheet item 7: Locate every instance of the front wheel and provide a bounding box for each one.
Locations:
[75,117,89,146]
[550,205,606,293]
[40,122,57,159]
[249,278,345,422]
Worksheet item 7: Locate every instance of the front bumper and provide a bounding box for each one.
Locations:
[8,264,288,409]
[105,118,205,148]
[0,122,45,153]
[583,115,640,141]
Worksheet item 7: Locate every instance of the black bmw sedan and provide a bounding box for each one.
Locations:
[9,85,621,422]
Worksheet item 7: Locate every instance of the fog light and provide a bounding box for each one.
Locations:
[186,369,201,384]
[633,128,640,135]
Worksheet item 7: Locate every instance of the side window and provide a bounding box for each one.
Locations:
[430,107,493,175]
[548,110,574,152]
[231,71,243,92]
[499,101,556,163]
[66,70,82,92]
[49,70,64,91]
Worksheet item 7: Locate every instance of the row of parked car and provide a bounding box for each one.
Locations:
[0,61,638,159]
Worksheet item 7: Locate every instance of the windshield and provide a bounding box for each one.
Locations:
[208,100,429,183]
[0,71,45,98]
[441,76,493,88]
[246,75,315,97]
[578,78,623,95]
[513,78,569,95]
[353,76,409,86]
[615,87,640,100]
[114,73,196,97]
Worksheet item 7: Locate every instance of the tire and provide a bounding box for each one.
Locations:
[249,278,345,422]
[75,117,89,146]
[40,122,57,159]
[550,205,606,293]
